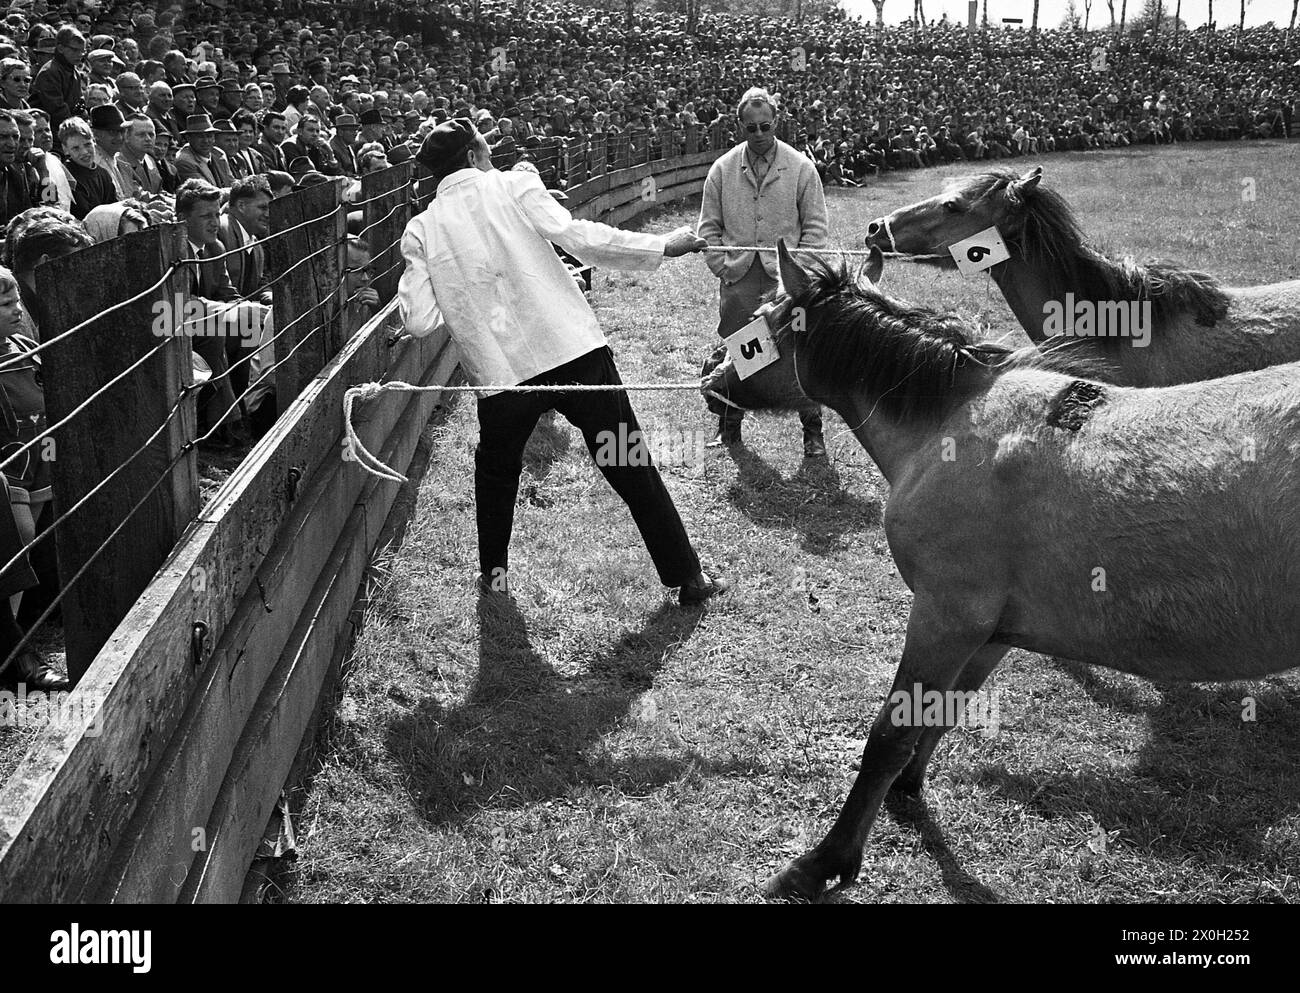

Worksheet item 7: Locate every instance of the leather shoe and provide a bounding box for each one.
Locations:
[678,570,731,606]
[5,648,70,691]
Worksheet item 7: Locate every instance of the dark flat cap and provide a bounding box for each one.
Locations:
[386,143,413,164]
[415,117,474,174]
[358,108,382,126]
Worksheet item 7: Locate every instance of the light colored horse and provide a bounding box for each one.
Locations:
[701,240,1300,901]
[863,166,1300,386]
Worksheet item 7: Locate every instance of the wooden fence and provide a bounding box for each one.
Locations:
[0,132,726,903]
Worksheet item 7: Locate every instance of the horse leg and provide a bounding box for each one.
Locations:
[763,601,994,901]
[891,643,1009,797]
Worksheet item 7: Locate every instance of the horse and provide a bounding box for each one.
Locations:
[862,166,1300,387]
[701,239,1300,902]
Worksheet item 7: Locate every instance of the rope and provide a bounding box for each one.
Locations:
[700,243,948,262]
[343,379,705,484]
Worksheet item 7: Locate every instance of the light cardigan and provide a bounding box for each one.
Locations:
[697,138,829,284]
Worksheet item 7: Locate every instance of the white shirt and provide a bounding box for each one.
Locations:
[398,167,665,396]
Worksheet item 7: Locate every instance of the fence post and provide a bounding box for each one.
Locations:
[266,179,345,399]
[685,123,698,154]
[37,223,199,683]
[360,160,412,307]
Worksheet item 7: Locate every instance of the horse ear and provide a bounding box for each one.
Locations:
[776,239,809,298]
[1009,166,1043,202]
[862,245,883,285]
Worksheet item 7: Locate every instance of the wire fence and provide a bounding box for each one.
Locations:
[0,161,429,686]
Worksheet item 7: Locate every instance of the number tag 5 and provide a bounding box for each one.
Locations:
[949,226,1010,276]
[724,313,780,380]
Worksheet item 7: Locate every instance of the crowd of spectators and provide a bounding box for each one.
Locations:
[1,0,1298,686]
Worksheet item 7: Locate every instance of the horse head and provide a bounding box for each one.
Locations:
[863,165,1043,262]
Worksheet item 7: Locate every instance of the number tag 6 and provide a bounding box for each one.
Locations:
[724,313,780,380]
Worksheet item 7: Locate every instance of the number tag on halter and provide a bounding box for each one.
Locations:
[724,314,780,380]
[949,227,1009,276]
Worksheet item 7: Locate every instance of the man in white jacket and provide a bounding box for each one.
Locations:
[398,118,729,605]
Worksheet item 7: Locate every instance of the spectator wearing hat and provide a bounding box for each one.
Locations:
[86,49,117,96]
[216,76,242,120]
[114,113,164,199]
[176,113,234,188]
[58,116,117,219]
[194,75,221,117]
[269,62,293,111]
[0,58,31,111]
[212,118,245,178]
[170,81,197,137]
[330,112,361,177]
[25,25,57,74]
[257,111,289,173]
[398,117,728,604]
[89,104,131,197]
[31,26,85,131]
[698,86,828,457]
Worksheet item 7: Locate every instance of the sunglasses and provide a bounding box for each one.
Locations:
[744,121,774,134]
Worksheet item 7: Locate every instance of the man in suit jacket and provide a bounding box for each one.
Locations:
[256,111,289,173]
[279,115,342,176]
[175,113,235,187]
[219,174,272,305]
[329,113,361,177]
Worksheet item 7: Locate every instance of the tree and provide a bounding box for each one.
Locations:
[872,0,886,26]
[1208,0,1214,28]
[1083,0,1094,30]
[1120,0,1127,31]
[1175,0,1182,35]
[1032,0,1041,32]
[1062,0,1082,29]
[1239,0,1249,30]
[1291,0,1298,31]
[1106,0,1117,29]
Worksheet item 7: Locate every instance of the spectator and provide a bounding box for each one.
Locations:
[176,113,234,188]
[115,114,165,199]
[30,25,85,130]
[88,104,129,197]
[257,111,289,172]
[58,116,116,220]
[0,110,36,233]
[83,201,150,244]
[0,58,31,111]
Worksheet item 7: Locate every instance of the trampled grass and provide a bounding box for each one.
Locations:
[276,142,1300,904]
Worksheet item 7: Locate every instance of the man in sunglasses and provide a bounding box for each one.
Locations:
[698,86,828,457]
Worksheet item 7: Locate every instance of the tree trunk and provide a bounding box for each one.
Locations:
[1084,0,1093,30]
[1032,0,1040,32]
[1176,0,1182,35]
[1292,0,1298,30]
[873,0,886,28]
[1239,0,1247,30]
[1209,0,1214,29]
[983,0,989,28]
[1120,0,1127,31]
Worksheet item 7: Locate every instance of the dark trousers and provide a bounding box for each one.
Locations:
[717,257,822,438]
[474,346,700,588]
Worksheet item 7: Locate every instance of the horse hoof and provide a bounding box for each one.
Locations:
[890,776,924,798]
[761,860,827,902]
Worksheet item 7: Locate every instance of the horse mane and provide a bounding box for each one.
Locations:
[787,260,1108,423]
[950,171,1231,344]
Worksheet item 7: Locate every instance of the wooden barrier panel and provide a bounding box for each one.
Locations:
[360,161,413,306]
[36,224,199,683]
[266,181,347,399]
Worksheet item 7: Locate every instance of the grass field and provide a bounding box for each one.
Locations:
[276,142,1300,904]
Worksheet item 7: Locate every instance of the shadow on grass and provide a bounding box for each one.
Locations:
[724,443,882,555]
[967,678,1300,888]
[385,596,749,828]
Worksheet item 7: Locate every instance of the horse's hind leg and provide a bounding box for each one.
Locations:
[891,643,1008,796]
[763,597,995,901]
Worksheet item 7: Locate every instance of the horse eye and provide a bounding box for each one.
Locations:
[942,200,961,214]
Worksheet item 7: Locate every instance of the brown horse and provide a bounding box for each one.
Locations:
[701,240,1300,901]
[863,166,1300,386]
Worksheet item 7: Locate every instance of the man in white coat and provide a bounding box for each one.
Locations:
[398,118,730,605]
